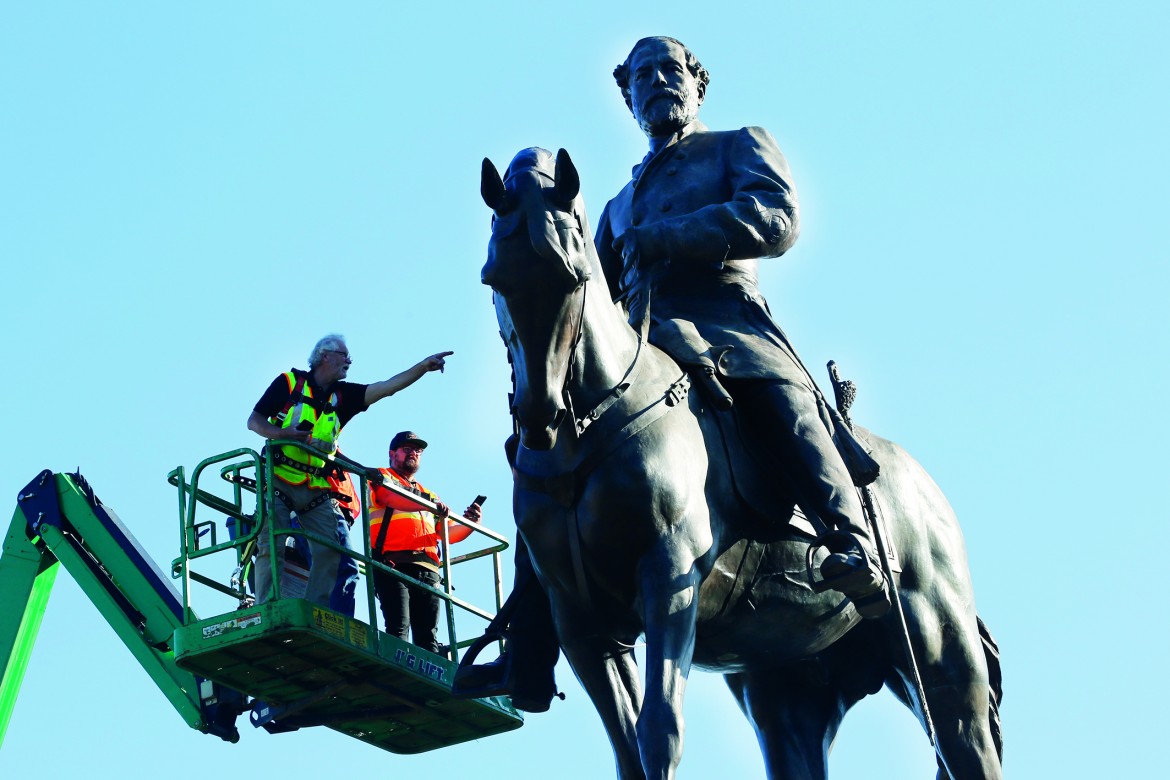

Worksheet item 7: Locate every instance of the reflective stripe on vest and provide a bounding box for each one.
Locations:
[270,371,341,490]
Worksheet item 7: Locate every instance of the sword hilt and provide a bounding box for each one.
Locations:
[827,360,857,426]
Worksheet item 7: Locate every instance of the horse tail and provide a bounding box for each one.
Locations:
[977,615,1005,762]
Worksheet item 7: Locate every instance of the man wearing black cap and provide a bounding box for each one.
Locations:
[367,431,482,653]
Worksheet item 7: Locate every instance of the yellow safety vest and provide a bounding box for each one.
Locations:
[269,371,341,490]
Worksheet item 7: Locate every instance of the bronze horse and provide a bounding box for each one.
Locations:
[480,147,1003,780]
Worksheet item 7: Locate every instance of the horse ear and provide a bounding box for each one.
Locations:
[554,148,580,205]
[481,157,509,212]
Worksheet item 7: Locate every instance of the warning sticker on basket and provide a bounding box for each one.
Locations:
[313,607,346,639]
[202,612,262,638]
[348,624,369,650]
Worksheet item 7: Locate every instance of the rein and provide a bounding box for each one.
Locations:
[512,365,690,508]
[566,282,645,437]
[558,278,588,434]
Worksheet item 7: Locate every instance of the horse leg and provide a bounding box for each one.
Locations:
[555,605,645,779]
[636,551,702,780]
[725,667,854,780]
[894,588,1003,780]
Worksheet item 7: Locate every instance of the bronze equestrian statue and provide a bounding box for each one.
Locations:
[455,38,1003,780]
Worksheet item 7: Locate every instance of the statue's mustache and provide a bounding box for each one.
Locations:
[645,89,685,107]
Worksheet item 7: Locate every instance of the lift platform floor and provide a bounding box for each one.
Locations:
[173,599,521,753]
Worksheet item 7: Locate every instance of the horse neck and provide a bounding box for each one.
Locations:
[570,251,642,406]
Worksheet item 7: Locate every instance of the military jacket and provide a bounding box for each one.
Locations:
[595,122,810,385]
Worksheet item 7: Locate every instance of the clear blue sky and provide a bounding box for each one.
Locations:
[2,2,1166,777]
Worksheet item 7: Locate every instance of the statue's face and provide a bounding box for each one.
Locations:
[628,39,701,138]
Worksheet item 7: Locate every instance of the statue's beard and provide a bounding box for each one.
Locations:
[636,87,699,138]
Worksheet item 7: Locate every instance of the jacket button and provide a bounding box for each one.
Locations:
[660,202,672,212]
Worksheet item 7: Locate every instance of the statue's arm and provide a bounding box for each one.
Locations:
[638,126,799,267]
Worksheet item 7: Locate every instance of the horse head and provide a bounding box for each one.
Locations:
[481,147,594,450]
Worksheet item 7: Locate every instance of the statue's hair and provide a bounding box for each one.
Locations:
[613,37,710,112]
[308,333,346,369]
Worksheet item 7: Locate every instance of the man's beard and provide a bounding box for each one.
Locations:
[636,87,699,137]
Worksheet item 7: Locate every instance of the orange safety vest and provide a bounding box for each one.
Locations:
[367,468,472,564]
[328,468,361,524]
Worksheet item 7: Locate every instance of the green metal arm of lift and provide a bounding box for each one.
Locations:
[0,470,245,750]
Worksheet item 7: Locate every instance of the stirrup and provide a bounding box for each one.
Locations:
[451,630,510,699]
[452,653,514,700]
[456,628,504,668]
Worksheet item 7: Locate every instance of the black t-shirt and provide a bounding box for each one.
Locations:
[253,369,371,431]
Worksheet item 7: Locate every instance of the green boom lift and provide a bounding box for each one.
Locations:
[0,445,522,754]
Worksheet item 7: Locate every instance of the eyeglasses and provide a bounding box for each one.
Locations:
[325,349,352,363]
[396,445,425,453]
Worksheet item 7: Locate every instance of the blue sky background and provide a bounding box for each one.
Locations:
[2,2,1167,777]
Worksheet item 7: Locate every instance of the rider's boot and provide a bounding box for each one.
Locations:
[819,521,891,619]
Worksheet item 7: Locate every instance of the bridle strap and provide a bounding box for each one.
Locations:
[555,277,647,437]
[559,278,588,432]
[576,333,643,436]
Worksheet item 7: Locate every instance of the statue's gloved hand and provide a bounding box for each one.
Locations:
[613,227,646,270]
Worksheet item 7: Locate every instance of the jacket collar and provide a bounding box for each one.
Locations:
[632,120,707,183]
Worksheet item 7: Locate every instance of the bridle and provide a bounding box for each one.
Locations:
[556,278,645,438]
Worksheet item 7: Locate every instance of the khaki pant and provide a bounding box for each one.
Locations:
[255,480,346,606]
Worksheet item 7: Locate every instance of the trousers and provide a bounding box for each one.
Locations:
[255,480,347,607]
[374,559,442,653]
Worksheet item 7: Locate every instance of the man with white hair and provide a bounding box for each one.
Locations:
[247,334,453,608]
